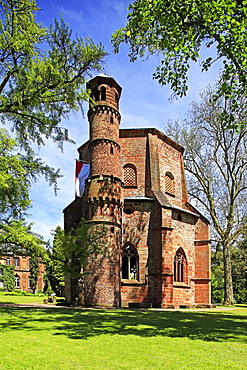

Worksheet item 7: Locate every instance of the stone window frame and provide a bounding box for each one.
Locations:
[14,257,20,267]
[121,243,139,281]
[173,247,187,283]
[165,171,175,196]
[123,164,137,188]
[15,274,20,289]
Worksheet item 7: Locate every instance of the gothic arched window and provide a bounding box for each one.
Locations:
[122,244,139,280]
[124,164,137,187]
[174,248,186,283]
[165,171,175,195]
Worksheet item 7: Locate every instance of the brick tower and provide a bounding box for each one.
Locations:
[64,74,211,308]
[83,74,123,306]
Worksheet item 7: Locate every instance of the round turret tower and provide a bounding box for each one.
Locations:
[84,74,123,307]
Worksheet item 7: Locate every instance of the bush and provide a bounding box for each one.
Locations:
[0,290,45,297]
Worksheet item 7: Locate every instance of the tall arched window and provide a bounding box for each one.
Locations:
[14,257,20,267]
[100,86,106,100]
[122,244,139,280]
[174,248,186,283]
[15,275,20,288]
[165,171,175,195]
[124,164,137,187]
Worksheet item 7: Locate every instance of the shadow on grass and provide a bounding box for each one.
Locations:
[0,306,246,343]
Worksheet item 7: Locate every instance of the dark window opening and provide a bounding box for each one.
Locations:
[110,145,114,154]
[110,116,114,124]
[101,86,106,100]
[124,207,133,215]
[95,89,100,101]
[122,244,139,280]
[174,249,186,283]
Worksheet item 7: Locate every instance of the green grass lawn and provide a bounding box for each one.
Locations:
[0,294,47,305]
[0,303,246,370]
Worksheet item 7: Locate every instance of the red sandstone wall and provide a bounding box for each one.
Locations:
[159,140,184,206]
[121,284,149,306]
[120,134,147,197]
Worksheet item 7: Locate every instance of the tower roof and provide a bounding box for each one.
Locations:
[87,73,122,96]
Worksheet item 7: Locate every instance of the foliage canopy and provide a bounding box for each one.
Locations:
[165,84,247,304]
[0,0,106,251]
[112,0,247,129]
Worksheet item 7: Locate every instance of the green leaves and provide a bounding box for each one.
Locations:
[0,0,106,149]
[112,0,247,129]
[50,220,106,280]
[0,219,46,257]
[0,1,106,253]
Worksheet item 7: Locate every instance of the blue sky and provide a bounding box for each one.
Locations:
[27,0,221,242]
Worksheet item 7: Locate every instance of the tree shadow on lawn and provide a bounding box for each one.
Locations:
[0,306,246,343]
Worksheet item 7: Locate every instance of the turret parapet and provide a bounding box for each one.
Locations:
[87,75,122,111]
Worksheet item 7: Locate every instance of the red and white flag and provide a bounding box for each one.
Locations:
[75,160,90,197]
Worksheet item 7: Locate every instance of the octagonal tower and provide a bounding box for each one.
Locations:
[84,74,123,306]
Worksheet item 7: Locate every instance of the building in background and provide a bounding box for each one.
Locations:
[64,74,211,308]
[0,253,45,292]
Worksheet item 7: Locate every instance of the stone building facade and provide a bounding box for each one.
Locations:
[0,254,45,292]
[64,74,211,308]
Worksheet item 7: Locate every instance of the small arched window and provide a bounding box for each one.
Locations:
[124,164,137,187]
[100,86,106,101]
[165,172,175,195]
[174,248,186,283]
[15,275,20,288]
[122,244,139,280]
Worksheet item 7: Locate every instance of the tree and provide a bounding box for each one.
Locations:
[231,238,247,303]
[212,237,247,304]
[165,85,247,304]
[112,0,247,129]
[45,226,66,296]
[0,0,106,251]
[49,220,106,305]
[29,254,39,293]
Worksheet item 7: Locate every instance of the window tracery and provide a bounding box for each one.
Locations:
[165,171,175,195]
[124,164,137,187]
[174,248,186,283]
[122,244,139,280]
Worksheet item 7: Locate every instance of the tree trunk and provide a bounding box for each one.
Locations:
[223,242,234,305]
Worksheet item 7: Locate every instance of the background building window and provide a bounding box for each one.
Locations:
[122,243,139,280]
[14,257,20,267]
[165,172,175,195]
[124,164,137,187]
[15,275,20,288]
[174,248,186,283]
[5,257,10,265]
